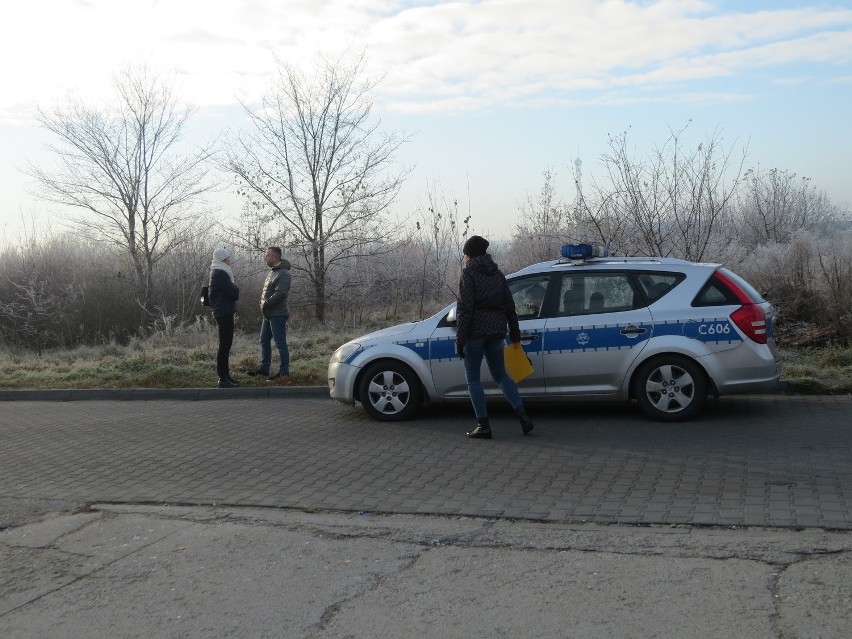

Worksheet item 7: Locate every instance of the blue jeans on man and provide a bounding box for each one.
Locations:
[462,337,523,419]
[260,316,289,376]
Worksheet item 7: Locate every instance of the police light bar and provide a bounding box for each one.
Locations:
[561,244,609,259]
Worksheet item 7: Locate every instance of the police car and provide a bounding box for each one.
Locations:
[328,244,782,422]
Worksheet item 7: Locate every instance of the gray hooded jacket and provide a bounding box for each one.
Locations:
[261,259,292,318]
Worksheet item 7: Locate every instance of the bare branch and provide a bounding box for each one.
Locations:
[220,51,411,321]
[26,63,213,320]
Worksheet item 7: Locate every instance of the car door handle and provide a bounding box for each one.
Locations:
[520,333,540,341]
[620,325,647,336]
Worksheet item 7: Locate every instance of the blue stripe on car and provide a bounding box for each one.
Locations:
[681,319,743,344]
[428,336,458,361]
[399,340,430,359]
[390,318,742,364]
[543,323,652,353]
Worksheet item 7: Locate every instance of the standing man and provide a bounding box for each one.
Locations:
[248,246,291,381]
[209,247,240,388]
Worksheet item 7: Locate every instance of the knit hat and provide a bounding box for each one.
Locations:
[212,247,231,262]
[463,235,489,258]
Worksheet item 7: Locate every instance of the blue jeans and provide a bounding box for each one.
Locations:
[463,337,524,419]
[260,316,289,375]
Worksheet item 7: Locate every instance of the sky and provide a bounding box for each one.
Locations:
[1,0,851,245]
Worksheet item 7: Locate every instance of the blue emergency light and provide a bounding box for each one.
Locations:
[561,244,609,259]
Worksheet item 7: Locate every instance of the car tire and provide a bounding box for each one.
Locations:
[634,355,707,422]
[358,360,423,422]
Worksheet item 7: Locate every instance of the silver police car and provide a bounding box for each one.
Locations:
[328,244,782,422]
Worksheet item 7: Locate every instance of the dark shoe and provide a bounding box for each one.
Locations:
[515,407,534,435]
[466,418,492,439]
[226,374,240,386]
[266,373,290,382]
[218,377,238,388]
[245,369,269,377]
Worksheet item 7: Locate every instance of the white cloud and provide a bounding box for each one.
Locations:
[825,74,852,86]
[0,0,850,120]
[368,1,852,111]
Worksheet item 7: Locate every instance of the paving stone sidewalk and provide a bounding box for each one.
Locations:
[1,394,851,529]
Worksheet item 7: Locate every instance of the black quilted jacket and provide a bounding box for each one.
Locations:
[456,254,521,349]
[209,268,239,320]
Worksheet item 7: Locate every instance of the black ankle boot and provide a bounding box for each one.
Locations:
[515,407,534,435]
[466,417,492,439]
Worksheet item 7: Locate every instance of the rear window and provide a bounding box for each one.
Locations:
[693,268,765,307]
[718,268,765,303]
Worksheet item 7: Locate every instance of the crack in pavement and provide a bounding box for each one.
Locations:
[307,552,425,638]
[0,520,188,618]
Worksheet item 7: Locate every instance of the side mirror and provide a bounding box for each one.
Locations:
[446,305,457,325]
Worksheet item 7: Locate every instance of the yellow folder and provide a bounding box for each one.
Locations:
[504,342,534,383]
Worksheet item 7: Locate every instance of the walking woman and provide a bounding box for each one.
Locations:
[209,248,240,388]
[455,235,534,439]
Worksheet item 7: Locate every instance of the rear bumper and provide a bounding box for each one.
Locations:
[716,375,786,395]
[702,342,783,396]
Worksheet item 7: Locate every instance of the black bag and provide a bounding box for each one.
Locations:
[200,285,210,306]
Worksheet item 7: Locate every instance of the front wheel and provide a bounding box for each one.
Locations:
[634,356,707,422]
[358,361,423,422]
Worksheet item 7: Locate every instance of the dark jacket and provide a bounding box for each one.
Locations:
[209,268,239,319]
[261,259,292,318]
[455,254,521,351]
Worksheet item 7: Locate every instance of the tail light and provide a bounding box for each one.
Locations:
[711,269,769,344]
[731,304,767,344]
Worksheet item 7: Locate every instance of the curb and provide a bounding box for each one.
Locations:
[0,386,330,402]
[0,381,794,402]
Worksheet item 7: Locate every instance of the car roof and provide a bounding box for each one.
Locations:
[508,256,721,278]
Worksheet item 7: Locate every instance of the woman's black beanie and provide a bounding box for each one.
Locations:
[463,235,489,258]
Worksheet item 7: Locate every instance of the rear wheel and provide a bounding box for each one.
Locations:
[634,355,707,422]
[359,361,423,421]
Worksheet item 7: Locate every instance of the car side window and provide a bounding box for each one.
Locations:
[558,272,637,316]
[635,272,684,304]
[509,276,551,319]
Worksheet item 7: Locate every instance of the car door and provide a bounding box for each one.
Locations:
[427,309,467,397]
[428,275,552,399]
[543,270,653,395]
[503,275,550,396]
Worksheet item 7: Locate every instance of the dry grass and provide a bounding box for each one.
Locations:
[1,320,850,394]
[0,318,364,390]
[778,346,852,394]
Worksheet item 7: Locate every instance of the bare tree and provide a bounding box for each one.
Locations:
[510,168,567,265]
[0,273,80,356]
[222,52,410,322]
[413,180,470,314]
[28,64,212,321]
[565,157,633,257]
[580,124,746,260]
[736,167,842,247]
